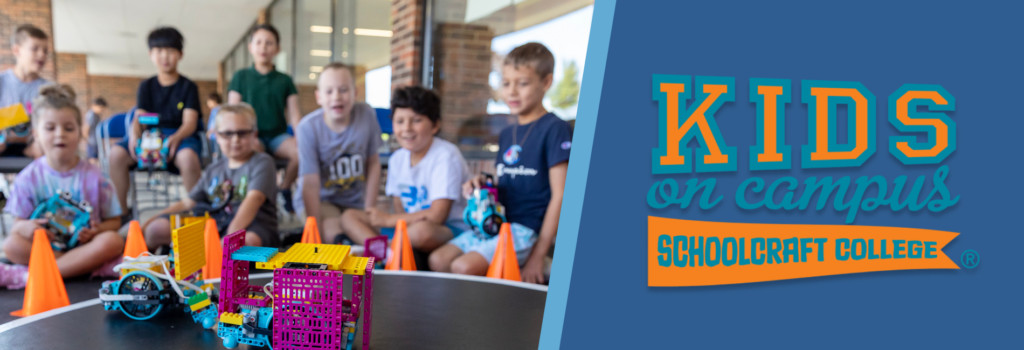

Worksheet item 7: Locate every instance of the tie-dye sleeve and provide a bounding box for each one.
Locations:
[3,172,39,220]
[98,177,123,220]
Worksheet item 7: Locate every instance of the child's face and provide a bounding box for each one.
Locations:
[501,64,552,116]
[149,47,182,74]
[13,37,49,74]
[215,112,257,160]
[206,99,218,109]
[34,108,80,161]
[315,68,355,121]
[249,29,279,65]
[392,107,438,154]
[90,105,105,114]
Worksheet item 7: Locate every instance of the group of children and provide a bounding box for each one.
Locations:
[0,24,571,289]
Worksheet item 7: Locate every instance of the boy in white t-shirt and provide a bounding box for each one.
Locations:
[367,86,469,264]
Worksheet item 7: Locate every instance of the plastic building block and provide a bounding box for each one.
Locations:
[232,246,280,262]
[340,257,370,275]
[172,219,206,281]
[29,189,92,252]
[463,174,506,238]
[135,113,170,171]
[256,243,350,270]
[220,312,244,325]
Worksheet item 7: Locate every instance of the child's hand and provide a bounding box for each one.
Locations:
[77,227,98,244]
[128,134,139,159]
[166,134,182,158]
[15,219,49,240]
[367,208,390,227]
[521,257,546,284]
[462,174,487,199]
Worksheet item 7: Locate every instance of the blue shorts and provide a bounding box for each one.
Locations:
[449,223,538,264]
[258,132,292,154]
[115,129,202,173]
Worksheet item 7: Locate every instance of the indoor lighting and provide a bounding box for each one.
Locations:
[342,28,349,34]
[354,28,393,37]
[310,66,324,73]
[310,25,333,33]
[310,50,332,57]
[309,73,316,79]
[342,52,348,58]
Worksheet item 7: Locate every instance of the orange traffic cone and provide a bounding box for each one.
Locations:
[202,219,222,280]
[301,216,322,244]
[11,229,70,317]
[385,220,416,271]
[486,223,521,281]
[123,220,148,259]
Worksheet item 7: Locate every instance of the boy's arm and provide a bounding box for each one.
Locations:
[370,198,452,227]
[363,153,381,210]
[142,198,195,230]
[227,91,242,104]
[226,190,266,234]
[286,94,301,127]
[10,218,48,240]
[391,196,405,214]
[522,161,568,284]
[302,174,322,232]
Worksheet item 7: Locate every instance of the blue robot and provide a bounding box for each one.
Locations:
[29,189,92,252]
[135,113,170,171]
[463,174,506,238]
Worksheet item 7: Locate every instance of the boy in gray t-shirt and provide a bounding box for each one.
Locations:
[0,24,51,158]
[297,63,382,245]
[143,104,279,248]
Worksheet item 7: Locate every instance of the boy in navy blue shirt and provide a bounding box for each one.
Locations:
[108,27,204,215]
[430,43,571,284]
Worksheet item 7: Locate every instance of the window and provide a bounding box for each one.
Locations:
[270,0,294,75]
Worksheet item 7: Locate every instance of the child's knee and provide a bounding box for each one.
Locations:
[451,254,487,275]
[93,231,125,255]
[407,222,436,248]
[3,235,31,264]
[175,149,200,168]
[244,232,263,247]
[428,250,453,271]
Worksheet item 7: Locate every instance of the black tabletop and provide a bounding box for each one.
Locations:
[0,272,546,350]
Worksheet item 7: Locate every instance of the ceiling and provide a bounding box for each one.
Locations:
[53,0,272,80]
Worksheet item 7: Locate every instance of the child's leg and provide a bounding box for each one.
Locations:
[407,221,454,252]
[173,147,202,192]
[450,252,489,276]
[2,233,32,265]
[244,232,263,247]
[55,230,124,278]
[339,209,378,246]
[144,217,173,251]
[428,244,464,272]
[109,144,134,210]
[272,136,299,190]
[319,202,346,243]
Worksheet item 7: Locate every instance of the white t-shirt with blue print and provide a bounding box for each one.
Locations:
[385,137,470,231]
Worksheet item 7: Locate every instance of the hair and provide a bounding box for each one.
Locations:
[318,62,355,85]
[207,92,222,104]
[92,97,108,107]
[213,103,257,131]
[390,86,441,127]
[503,42,555,79]
[147,27,184,52]
[250,24,280,44]
[32,84,81,126]
[11,24,48,47]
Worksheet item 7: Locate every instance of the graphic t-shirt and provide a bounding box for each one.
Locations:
[496,113,572,233]
[3,157,122,225]
[385,137,470,229]
[297,103,382,209]
[189,152,278,231]
[0,69,49,109]
[136,75,202,132]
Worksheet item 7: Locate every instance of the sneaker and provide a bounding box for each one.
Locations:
[0,262,29,290]
[281,188,295,214]
[90,256,123,280]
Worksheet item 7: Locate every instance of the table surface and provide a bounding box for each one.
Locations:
[0,272,546,350]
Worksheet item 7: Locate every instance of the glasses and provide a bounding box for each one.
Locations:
[216,129,254,139]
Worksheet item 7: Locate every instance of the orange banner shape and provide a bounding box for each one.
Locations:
[648,216,959,286]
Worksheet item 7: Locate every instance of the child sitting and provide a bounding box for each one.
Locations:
[297,63,382,245]
[1,84,124,289]
[0,24,52,158]
[430,43,571,284]
[366,86,470,259]
[142,104,278,248]
[108,27,204,217]
[83,97,108,162]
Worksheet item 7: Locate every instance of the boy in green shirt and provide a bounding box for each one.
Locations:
[227,24,301,211]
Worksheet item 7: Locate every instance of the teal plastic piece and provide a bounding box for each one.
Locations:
[231,246,279,262]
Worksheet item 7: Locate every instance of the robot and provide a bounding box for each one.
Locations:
[463,173,506,238]
[218,229,375,350]
[135,113,170,171]
[97,217,219,328]
[29,189,93,252]
[0,102,31,144]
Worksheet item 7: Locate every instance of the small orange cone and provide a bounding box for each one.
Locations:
[385,220,416,271]
[123,220,148,259]
[301,216,322,244]
[486,223,521,281]
[11,229,70,317]
[202,219,222,280]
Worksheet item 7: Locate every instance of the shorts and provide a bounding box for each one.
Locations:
[450,222,538,265]
[258,133,292,154]
[160,209,279,247]
[115,131,202,174]
[0,143,28,157]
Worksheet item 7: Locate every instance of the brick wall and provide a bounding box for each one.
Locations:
[0,0,56,81]
[55,52,87,111]
[432,23,495,143]
[390,0,424,88]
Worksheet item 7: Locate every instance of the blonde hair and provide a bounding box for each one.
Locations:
[213,103,257,131]
[31,84,80,126]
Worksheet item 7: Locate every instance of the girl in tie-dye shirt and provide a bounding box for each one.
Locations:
[1,84,124,289]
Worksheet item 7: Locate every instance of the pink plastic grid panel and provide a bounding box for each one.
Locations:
[219,230,249,314]
[273,268,346,349]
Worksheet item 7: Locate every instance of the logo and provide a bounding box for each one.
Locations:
[177,101,184,110]
[496,164,539,179]
[503,145,522,165]
[561,141,572,150]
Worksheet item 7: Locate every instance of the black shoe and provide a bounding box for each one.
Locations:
[120,212,134,226]
[281,189,295,214]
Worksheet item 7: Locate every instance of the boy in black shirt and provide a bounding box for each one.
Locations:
[108,27,204,214]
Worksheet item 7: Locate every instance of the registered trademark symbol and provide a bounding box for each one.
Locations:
[961,250,979,269]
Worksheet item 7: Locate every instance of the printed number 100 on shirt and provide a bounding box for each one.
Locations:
[325,154,365,190]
